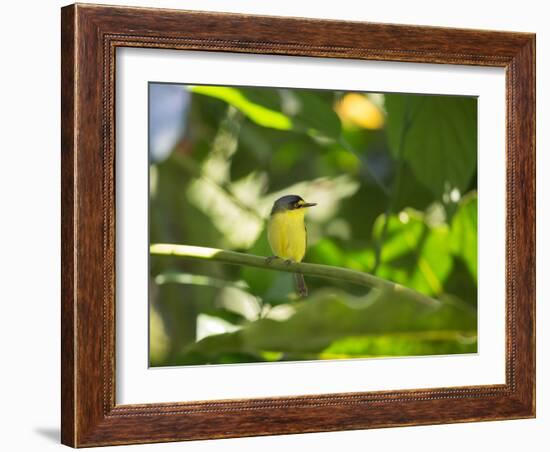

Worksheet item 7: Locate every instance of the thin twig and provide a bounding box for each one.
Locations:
[150,243,440,307]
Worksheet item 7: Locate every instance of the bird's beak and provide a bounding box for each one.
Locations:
[302,202,317,208]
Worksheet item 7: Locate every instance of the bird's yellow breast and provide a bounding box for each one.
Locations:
[267,209,307,262]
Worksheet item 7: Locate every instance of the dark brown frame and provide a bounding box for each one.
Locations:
[61,3,536,447]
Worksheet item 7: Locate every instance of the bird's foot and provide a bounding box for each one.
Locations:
[265,255,279,264]
[283,259,295,266]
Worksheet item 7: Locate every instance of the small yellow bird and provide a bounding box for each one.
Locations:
[267,195,317,297]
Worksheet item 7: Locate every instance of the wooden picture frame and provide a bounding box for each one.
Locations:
[61,3,535,447]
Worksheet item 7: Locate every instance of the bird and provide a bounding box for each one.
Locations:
[267,195,317,297]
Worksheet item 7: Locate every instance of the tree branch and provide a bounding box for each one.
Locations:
[150,243,440,307]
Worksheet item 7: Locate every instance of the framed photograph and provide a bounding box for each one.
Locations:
[61,3,535,447]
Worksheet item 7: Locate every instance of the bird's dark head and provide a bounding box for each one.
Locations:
[270,195,317,215]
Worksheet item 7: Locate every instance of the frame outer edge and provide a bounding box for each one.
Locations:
[60,3,536,446]
[530,35,536,417]
[513,35,536,415]
[61,4,77,448]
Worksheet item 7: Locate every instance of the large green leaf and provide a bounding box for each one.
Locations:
[173,289,476,364]
[385,94,477,199]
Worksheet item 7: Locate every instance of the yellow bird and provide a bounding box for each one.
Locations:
[267,195,317,297]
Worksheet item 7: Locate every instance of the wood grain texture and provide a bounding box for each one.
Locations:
[60,3,536,447]
[60,5,76,446]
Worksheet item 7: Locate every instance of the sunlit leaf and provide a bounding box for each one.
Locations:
[373,210,452,296]
[190,86,293,130]
[308,238,346,266]
[196,313,241,342]
[409,225,452,295]
[345,249,376,272]
[321,331,476,358]
[373,212,424,262]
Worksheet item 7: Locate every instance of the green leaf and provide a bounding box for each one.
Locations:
[191,86,342,140]
[373,210,452,296]
[450,193,478,279]
[190,86,293,130]
[393,162,435,212]
[321,332,477,358]
[409,225,452,295]
[173,288,476,363]
[308,238,346,267]
[373,213,424,262]
[385,94,477,199]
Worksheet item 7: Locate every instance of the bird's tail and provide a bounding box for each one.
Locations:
[294,273,308,298]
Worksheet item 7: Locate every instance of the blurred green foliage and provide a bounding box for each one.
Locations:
[149,84,478,367]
